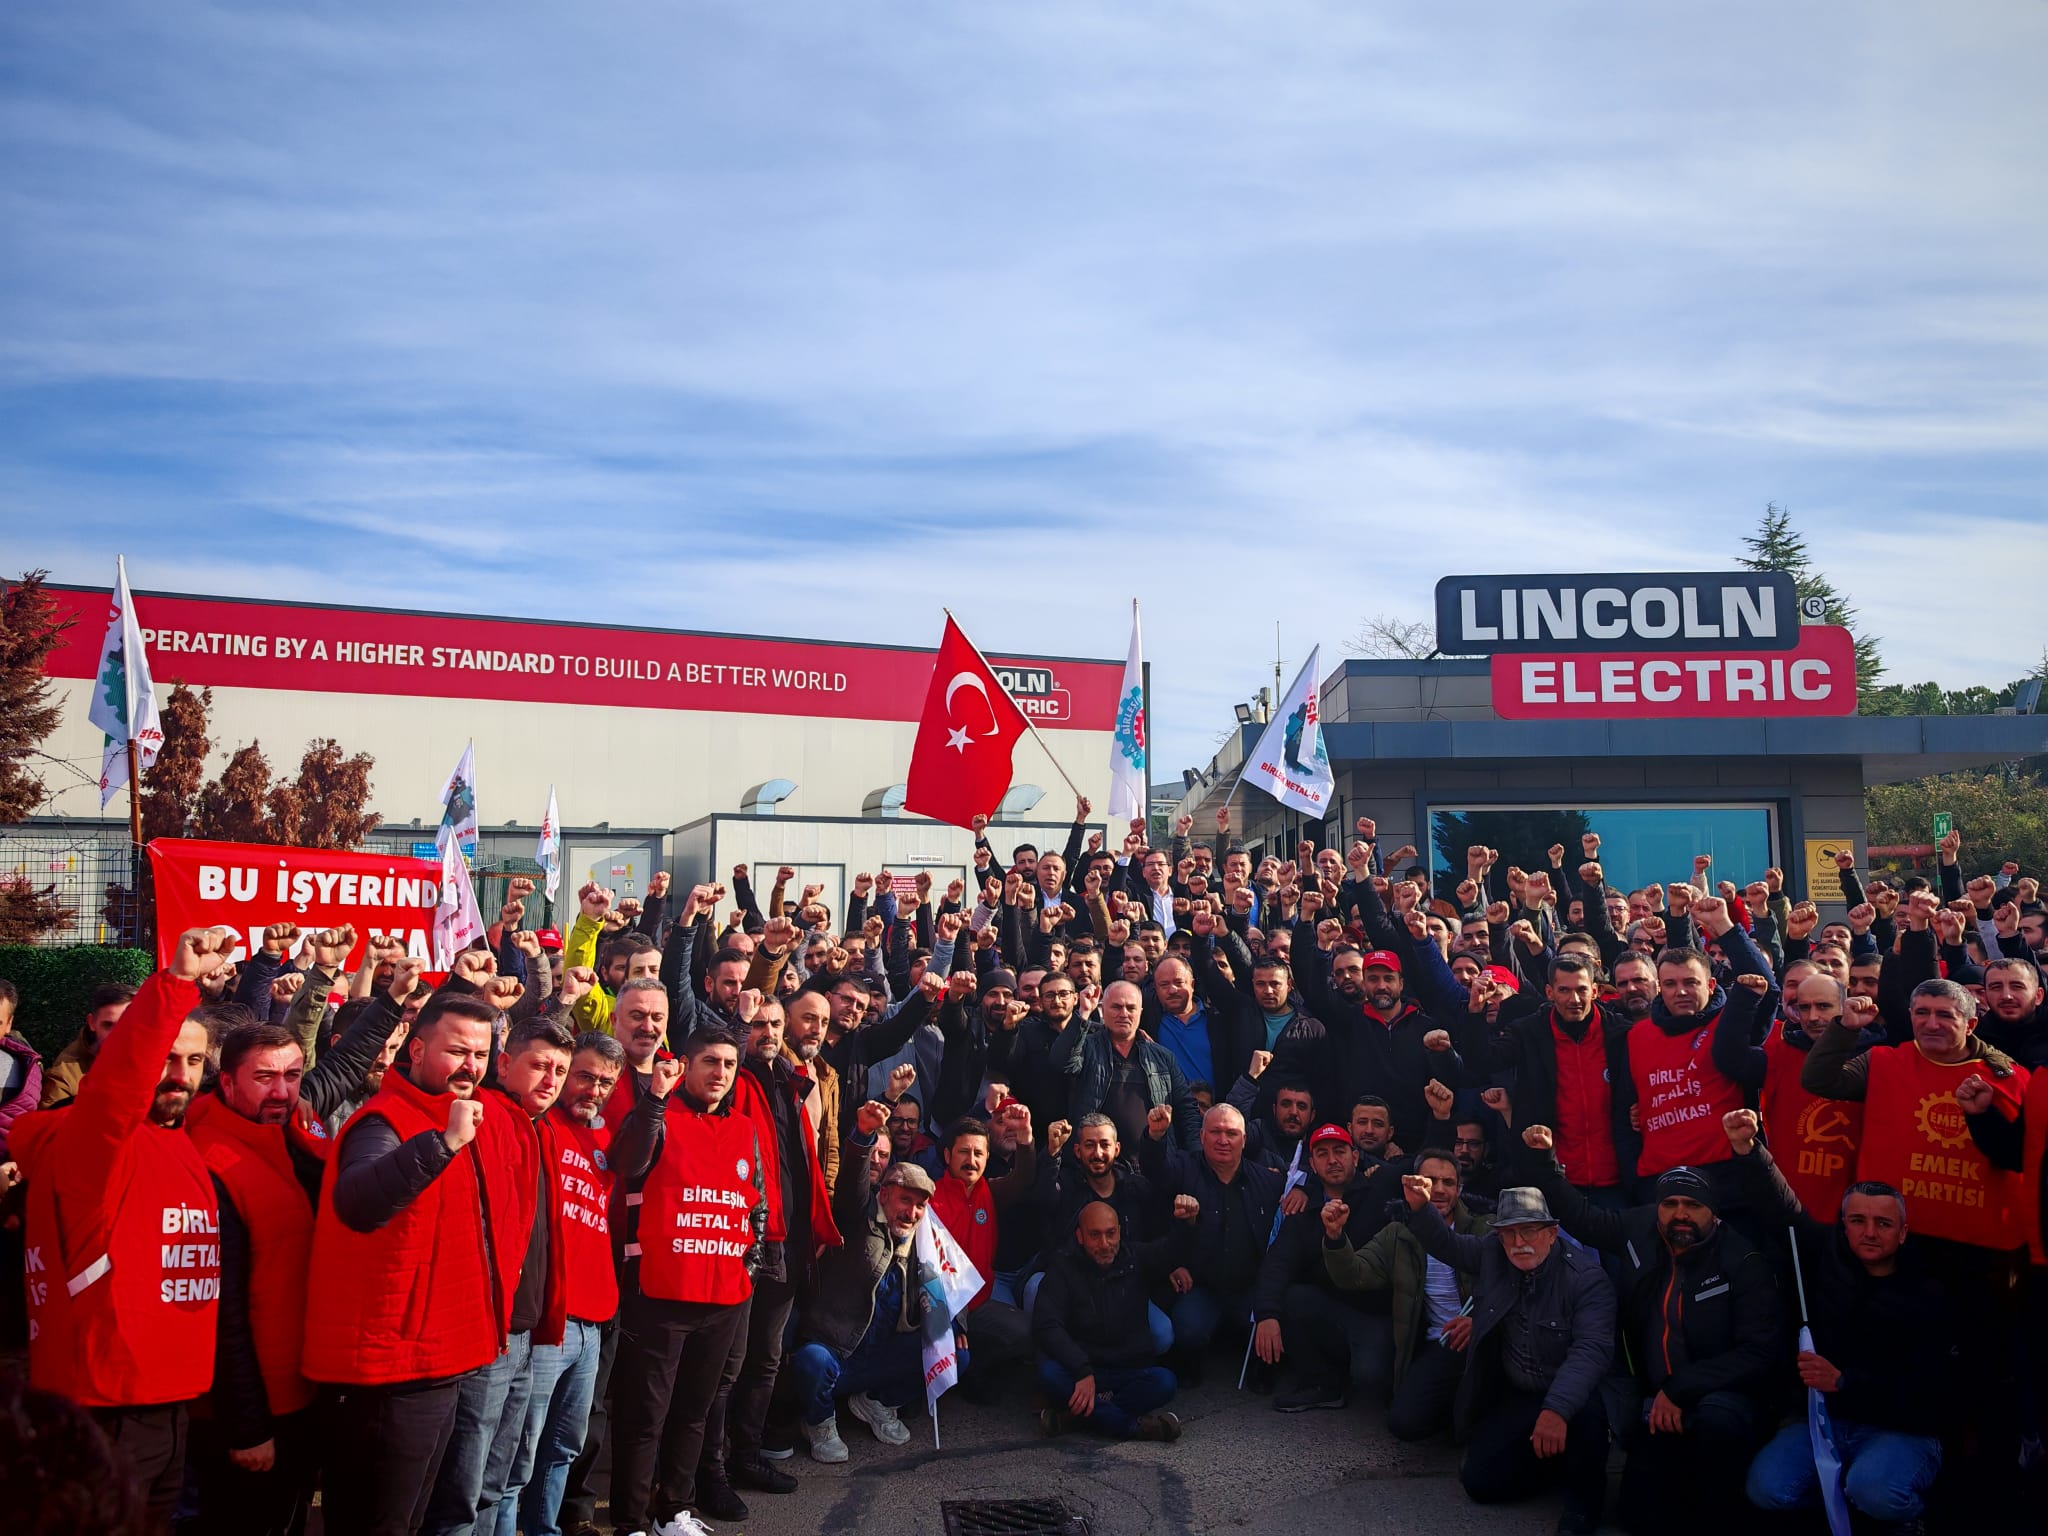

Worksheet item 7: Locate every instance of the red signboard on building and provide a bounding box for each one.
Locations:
[1490,624,1858,720]
[42,587,1122,730]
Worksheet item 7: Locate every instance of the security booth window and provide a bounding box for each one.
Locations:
[1426,804,1778,908]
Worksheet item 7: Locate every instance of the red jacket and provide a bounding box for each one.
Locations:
[301,1071,534,1385]
[186,1093,330,1419]
[19,970,220,1408]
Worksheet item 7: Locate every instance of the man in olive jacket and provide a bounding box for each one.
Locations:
[1322,1148,1494,1441]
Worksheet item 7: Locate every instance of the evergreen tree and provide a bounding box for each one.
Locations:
[1736,503,1885,695]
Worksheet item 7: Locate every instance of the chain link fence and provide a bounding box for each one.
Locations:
[0,827,143,946]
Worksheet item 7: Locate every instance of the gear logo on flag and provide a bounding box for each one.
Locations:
[1115,686,1146,767]
[736,1158,751,1180]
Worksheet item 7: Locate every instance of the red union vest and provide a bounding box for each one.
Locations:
[18,970,220,1409]
[549,1110,620,1323]
[1760,1031,1862,1222]
[186,1094,330,1417]
[928,1175,998,1310]
[1857,1043,2029,1250]
[1629,1016,1745,1176]
[630,1098,761,1305]
[1550,1014,1619,1189]
[301,1072,507,1386]
[2018,1072,2048,1265]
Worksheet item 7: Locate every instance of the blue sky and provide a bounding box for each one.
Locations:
[4,2,2044,776]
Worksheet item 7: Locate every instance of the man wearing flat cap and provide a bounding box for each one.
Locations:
[1387,1174,1615,1533]
[784,1099,947,1463]
[1519,1125,1784,1536]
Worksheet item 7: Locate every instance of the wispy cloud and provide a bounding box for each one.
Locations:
[3,1,2044,771]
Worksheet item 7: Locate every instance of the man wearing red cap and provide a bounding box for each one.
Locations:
[1309,943,1453,1151]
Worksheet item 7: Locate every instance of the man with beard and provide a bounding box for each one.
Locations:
[1391,1177,1614,1532]
[781,989,841,1195]
[927,1105,1037,1401]
[1229,1066,1315,1172]
[1721,1110,1954,1529]
[1975,957,2047,1069]
[606,1028,764,1536]
[579,977,672,1132]
[185,1003,413,1536]
[1322,1147,1494,1438]
[1145,954,1246,1114]
[1256,1124,1400,1411]
[427,1019,574,1536]
[1711,971,1865,1220]
[1621,900,1773,1205]
[1305,942,1447,1151]
[500,1033,623,1536]
[1519,1125,1782,1536]
[302,994,539,1536]
[1007,971,1081,1136]
[15,929,232,1530]
[1033,1115,1162,1288]
[1195,915,1333,1127]
[1449,955,1637,1209]
[1610,952,1657,1023]
[706,993,841,1508]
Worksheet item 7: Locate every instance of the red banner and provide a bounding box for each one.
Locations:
[1490,624,1858,720]
[148,838,444,969]
[43,587,1121,728]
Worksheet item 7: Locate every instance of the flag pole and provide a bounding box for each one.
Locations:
[941,608,1084,802]
[126,739,143,846]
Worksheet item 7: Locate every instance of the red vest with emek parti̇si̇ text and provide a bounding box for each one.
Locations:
[1857,1044,2029,1250]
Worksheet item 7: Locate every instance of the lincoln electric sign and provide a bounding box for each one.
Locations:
[1435,572,1855,720]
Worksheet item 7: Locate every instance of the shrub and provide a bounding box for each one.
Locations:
[0,945,155,1062]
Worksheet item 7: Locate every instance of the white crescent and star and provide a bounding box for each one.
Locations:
[944,670,1000,752]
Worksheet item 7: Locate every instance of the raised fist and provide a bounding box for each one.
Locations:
[917,970,946,1003]
[1842,996,1880,1031]
[1847,903,1875,934]
[1765,866,1785,894]
[1147,1104,1174,1140]
[735,988,763,1024]
[1480,1086,1511,1118]
[1522,1124,1554,1153]
[1667,882,1695,915]
[513,930,543,959]
[271,972,305,1004]
[1690,896,1731,936]
[647,871,671,899]
[1579,862,1603,888]
[1173,1194,1201,1223]
[650,1056,684,1099]
[1321,1199,1350,1240]
[1735,973,1771,996]
[1954,1075,1996,1115]
[557,965,597,1008]
[578,881,613,919]
[1401,1174,1433,1211]
[1485,901,1511,925]
[1423,1029,1453,1054]
[1423,1078,1454,1118]
[311,925,357,969]
[946,971,978,1003]
[262,922,301,958]
[484,977,525,1013]
[452,948,497,985]
[1045,1119,1073,1158]
[1834,849,1856,871]
[387,958,424,1004]
[616,898,642,922]
[170,927,238,982]
[1247,1049,1274,1080]
[1939,829,1962,862]
[888,1062,918,1098]
[443,1098,485,1152]
[1723,1108,1760,1153]
[499,900,526,928]
[1786,902,1820,940]
[856,1099,890,1137]
[1509,918,1540,952]
[508,876,537,899]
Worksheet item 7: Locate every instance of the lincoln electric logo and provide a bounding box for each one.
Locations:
[992,665,1072,722]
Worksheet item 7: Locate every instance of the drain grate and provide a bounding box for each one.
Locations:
[940,1497,1091,1536]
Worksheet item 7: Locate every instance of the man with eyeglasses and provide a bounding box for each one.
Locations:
[1009,974,1082,1136]
[882,1093,938,1178]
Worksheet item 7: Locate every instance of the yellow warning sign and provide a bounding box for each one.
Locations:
[1805,837,1853,904]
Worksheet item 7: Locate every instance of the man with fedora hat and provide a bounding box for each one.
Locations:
[1519,1124,1784,1536]
[1389,1172,1615,1533]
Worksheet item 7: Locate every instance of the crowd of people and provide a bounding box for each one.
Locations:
[2,800,2046,1536]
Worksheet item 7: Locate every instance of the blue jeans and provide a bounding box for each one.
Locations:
[1022,1272,1174,1357]
[1746,1418,1943,1522]
[786,1330,938,1427]
[494,1318,604,1536]
[422,1331,534,1536]
[1037,1360,1177,1438]
[1169,1285,1252,1353]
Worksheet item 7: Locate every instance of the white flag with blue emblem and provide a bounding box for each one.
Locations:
[86,557,163,807]
[1108,599,1146,823]
[1240,646,1332,816]
[537,784,562,903]
[913,1206,984,1445]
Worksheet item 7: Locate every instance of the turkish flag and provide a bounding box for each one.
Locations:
[904,616,1029,829]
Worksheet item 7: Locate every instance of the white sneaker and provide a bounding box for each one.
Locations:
[804,1414,849,1463]
[846,1391,912,1446]
[653,1514,714,1536]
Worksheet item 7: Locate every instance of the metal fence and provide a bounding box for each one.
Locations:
[0,828,144,947]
